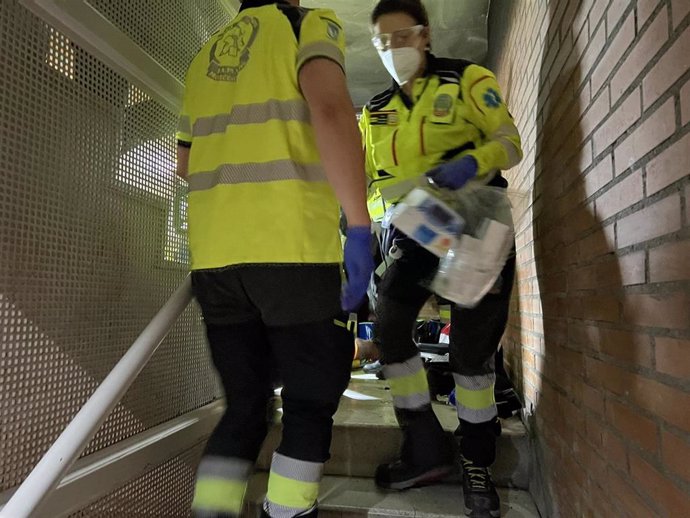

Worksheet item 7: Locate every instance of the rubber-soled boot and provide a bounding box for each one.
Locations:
[461,456,500,518]
[375,407,454,490]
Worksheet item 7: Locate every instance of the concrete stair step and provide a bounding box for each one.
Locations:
[257,377,530,489]
[243,473,540,518]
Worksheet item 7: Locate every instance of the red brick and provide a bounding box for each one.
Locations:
[631,376,690,432]
[608,467,659,518]
[582,382,605,415]
[614,98,676,175]
[582,20,607,77]
[617,193,682,248]
[606,399,659,453]
[578,227,614,261]
[585,412,606,447]
[673,0,690,28]
[656,337,690,379]
[643,25,690,108]
[630,453,690,516]
[600,328,653,367]
[567,263,598,290]
[595,170,644,220]
[584,154,613,198]
[581,294,621,323]
[592,88,641,156]
[592,13,635,95]
[569,322,601,352]
[585,356,636,396]
[619,250,646,285]
[573,0,593,38]
[595,256,622,287]
[682,79,690,126]
[623,290,689,329]
[581,88,612,142]
[647,132,690,195]
[649,239,690,282]
[662,430,690,483]
[638,0,662,27]
[607,0,631,35]
[589,2,608,40]
[611,6,669,104]
[602,429,629,471]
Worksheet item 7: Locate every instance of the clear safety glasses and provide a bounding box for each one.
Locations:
[371,24,425,52]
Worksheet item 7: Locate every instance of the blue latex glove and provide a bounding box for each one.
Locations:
[341,226,375,312]
[426,155,479,190]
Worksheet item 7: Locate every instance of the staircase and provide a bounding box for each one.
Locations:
[243,375,541,517]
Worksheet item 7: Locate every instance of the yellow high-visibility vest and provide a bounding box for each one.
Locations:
[177,0,346,270]
[359,56,523,221]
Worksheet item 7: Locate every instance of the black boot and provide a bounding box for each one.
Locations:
[461,456,500,518]
[375,407,454,490]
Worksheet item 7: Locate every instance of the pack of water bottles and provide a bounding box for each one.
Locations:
[391,179,514,308]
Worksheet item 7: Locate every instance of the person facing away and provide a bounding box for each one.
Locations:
[359,1,523,517]
[176,0,374,516]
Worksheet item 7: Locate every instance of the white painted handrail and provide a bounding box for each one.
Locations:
[0,276,194,518]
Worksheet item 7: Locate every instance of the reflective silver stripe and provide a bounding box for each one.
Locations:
[270,452,323,483]
[453,373,495,391]
[456,404,498,424]
[453,372,497,424]
[393,392,431,410]
[178,115,191,135]
[192,99,310,137]
[382,355,425,380]
[196,456,253,481]
[490,123,522,168]
[264,501,316,518]
[297,42,345,70]
[188,160,327,192]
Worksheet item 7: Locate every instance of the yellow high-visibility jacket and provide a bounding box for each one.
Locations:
[177,0,346,270]
[359,55,523,221]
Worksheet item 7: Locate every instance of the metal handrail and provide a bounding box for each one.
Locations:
[0,276,194,518]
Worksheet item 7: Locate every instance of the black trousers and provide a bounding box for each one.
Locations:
[375,237,516,466]
[192,264,353,464]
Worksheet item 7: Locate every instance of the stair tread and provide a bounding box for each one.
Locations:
[246,473,540,518]
[273,377,528,437]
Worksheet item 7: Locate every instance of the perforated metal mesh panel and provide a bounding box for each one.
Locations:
[87,0,232,81]
[68,442,205,517]
[0,0,220,494]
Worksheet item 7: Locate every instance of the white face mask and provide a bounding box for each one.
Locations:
[378,47,422,85]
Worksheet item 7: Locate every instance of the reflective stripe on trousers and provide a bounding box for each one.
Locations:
[453,372,497,423]
[382,355,431,410]
[192,456,253,516]
[264,452,323,518]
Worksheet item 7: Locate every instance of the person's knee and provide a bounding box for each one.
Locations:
[279,397,339,462]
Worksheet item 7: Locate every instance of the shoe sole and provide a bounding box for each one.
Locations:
[464,505,501,518]
[377,465,454,491]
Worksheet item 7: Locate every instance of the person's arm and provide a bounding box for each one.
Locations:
[299,58,370,227]
[176,144,190,180]
[463,65,523,176]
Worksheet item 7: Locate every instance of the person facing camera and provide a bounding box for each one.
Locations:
[359,1,523,517]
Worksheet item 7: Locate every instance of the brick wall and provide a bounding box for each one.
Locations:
[487,1,690,516]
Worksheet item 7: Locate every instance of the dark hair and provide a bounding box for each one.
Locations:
[371,0,429,26]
